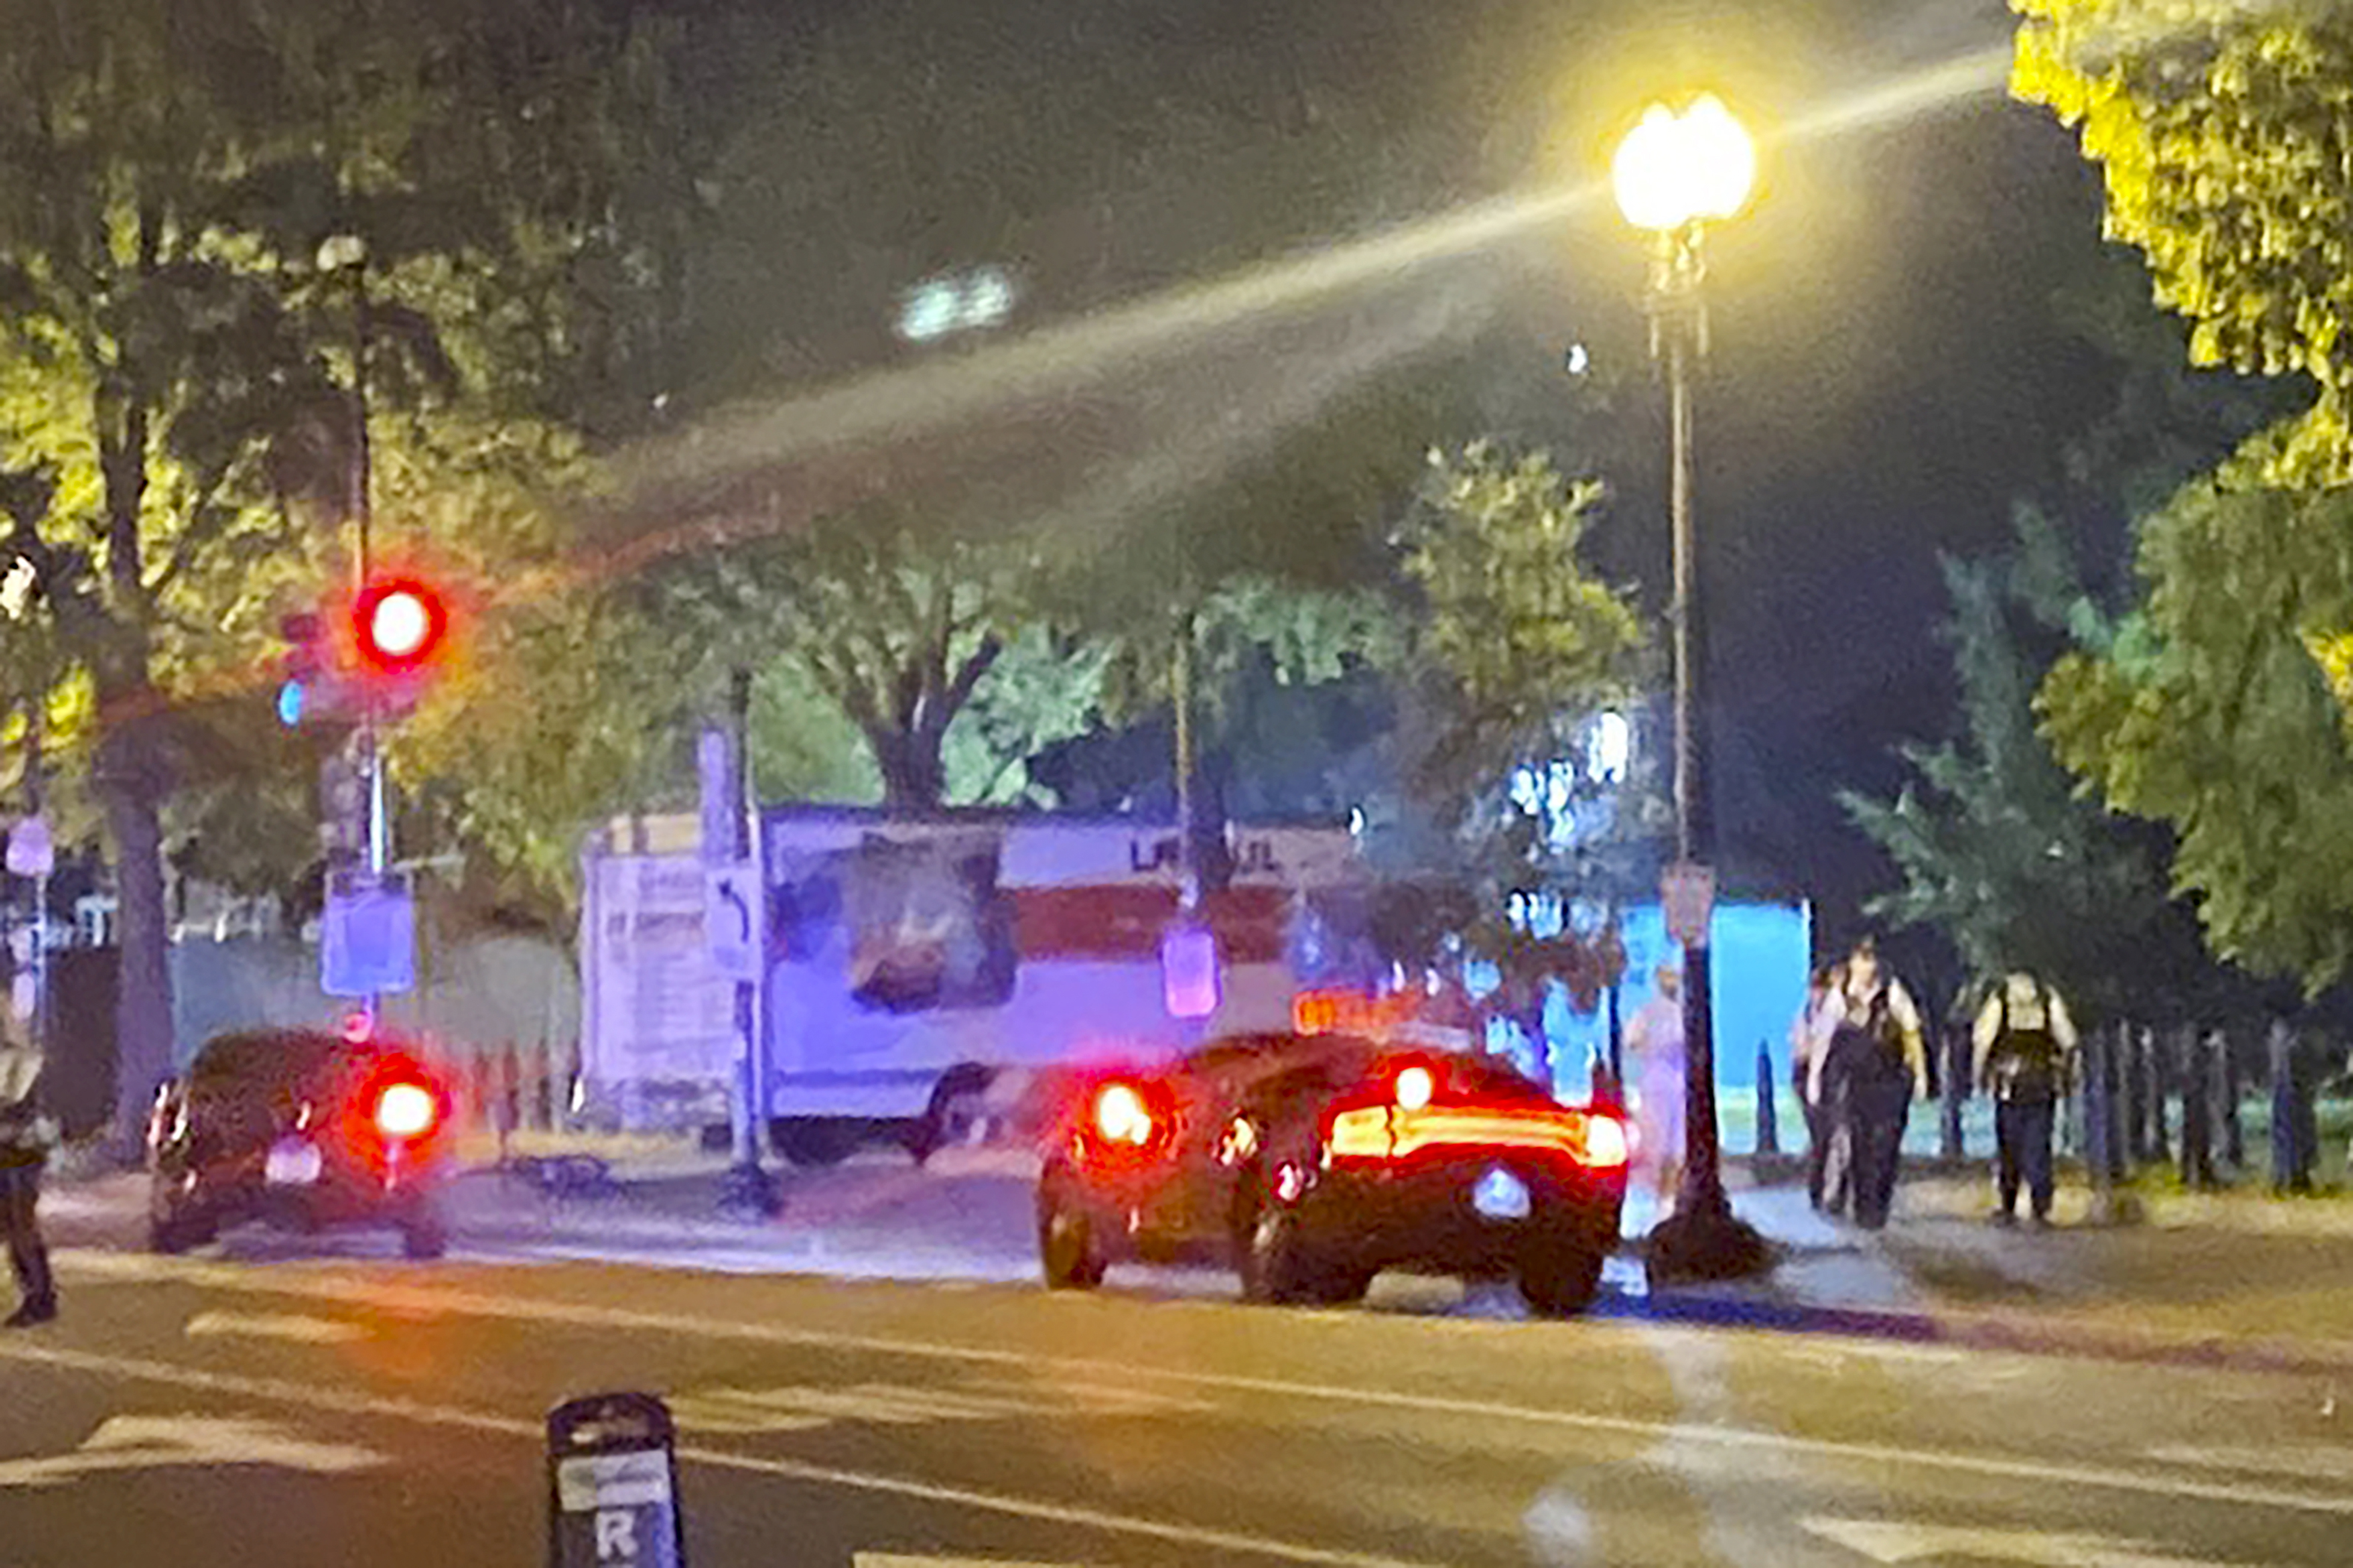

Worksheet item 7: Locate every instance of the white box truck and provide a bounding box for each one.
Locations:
[580,808,1363,1164]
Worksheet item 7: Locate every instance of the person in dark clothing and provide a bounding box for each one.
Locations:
[1820,938,1928,1231]
[0,1040,58,1328]
[1972,971,2079,1227]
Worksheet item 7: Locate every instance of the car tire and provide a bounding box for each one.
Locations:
[148,1205,214,1256]
[774,1118,861,1168]
[1038,1190,1107,1290]
[1239,1203,1340,1307]
[1517,1227,1605,1318]
[399,1204,450,1261]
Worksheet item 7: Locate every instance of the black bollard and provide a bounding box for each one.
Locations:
[1941,1021,1967,1164]
[2269,1020,2312,1195]
[2084,1023,2115,1214]
[2127,1024,2146,1170]
[2180,1027,2215,1192]
[1755,1041,1780,1158]
[2221,1034,2246,1171]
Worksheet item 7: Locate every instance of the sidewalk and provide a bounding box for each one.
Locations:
[1682,1164,2353,1375]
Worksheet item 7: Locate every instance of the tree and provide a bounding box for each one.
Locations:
[0,0,670,1148]
[1373,442,1653,1048]
[1842,509,2215,1021]
[638,506,1088,811]
[2012,0,2353,477]
[2039,468,2353,996]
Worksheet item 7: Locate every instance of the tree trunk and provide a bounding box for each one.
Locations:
[873,728,946,812]
[99,714,175,1160]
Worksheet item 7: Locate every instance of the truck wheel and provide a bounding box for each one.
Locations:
[1038,1190,1107,1290]
[909,1065,996,1166]
[1517,1225,1605,1317]
[774,1118,860,1168]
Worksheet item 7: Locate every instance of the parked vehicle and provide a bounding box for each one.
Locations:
[146,1026,455,1259]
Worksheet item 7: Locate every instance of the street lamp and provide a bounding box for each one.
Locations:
[1613,95,1770,1281]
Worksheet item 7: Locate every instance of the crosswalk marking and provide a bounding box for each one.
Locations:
[185,1310,368,1345]
[672,1377,1215,1435]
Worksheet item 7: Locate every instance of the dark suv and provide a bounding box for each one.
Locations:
[1036,1031,1630,1315]
[146,1027,456,1259]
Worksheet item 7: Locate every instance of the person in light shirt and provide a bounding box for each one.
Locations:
[1790,967,1843,1212]
[1817,937,1927,1230]
[1972,970,2079,1228]
[1624,964,1687,1214]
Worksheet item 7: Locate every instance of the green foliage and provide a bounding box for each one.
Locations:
[1842,509,2211,1021]
[2012,0,2353,476]
[2039,473,2353,994]
[1373,441,1654,1011]
[638,506,1074,810]
[1392,442,1649,803]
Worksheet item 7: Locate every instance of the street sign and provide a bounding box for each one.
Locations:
[1161,922,1221,1021]
[320,870,414,997]
[1661,861,1715,948]
[5,814,51,878]
[704,863,760,982]
[547,1392,685,1568]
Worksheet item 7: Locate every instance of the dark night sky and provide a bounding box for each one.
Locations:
[633,0,2149,949]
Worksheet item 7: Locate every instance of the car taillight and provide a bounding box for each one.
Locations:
[1092,1082,1155,1147]
[1580,1112,1629,1170]
[375,1082,438,1139]
[1393,1064,1435,1111]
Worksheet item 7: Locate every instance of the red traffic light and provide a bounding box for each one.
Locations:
[353,578,447,675]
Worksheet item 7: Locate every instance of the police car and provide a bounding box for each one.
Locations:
[1035,1029,1629,1315]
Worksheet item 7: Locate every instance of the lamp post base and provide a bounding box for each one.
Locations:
[718,1160,783,1221]
[1644,1194,1773,1284]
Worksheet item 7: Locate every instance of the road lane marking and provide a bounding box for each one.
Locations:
[1801,1516,2264,1567]
[0,1339,1439,1568]
[185,1310,368,1345]
[48,1250,2353,1519]
[0,1415,386,1489]
[2149,1444,2353,1483]
[673,1378,1214,1435]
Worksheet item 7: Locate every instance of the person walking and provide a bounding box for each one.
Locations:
[1791,967,1841,1212]
[0,1037,58,1327]
[1625,964,1687,1215]
[1972,969,2078,1228]
[1820,938,1927,1231]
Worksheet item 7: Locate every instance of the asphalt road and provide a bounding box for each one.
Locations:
[8,1199,2353,1568]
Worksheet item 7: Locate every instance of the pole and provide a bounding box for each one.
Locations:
[341,244,388,1026]
[715,668,779,1218]
[1644,225,1767,1281]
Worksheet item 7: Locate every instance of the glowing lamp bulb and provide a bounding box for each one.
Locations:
[1394,1065,1435,1112]
[375,1082,438,1139]
[1093,1083,1154,1146]
[1613,93,1756,232]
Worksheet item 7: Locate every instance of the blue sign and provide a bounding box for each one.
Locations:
[320,873,415,997]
